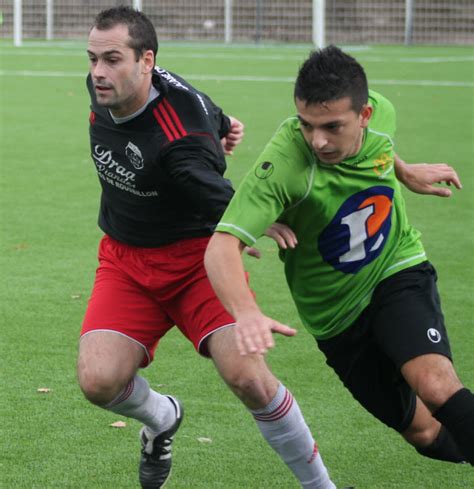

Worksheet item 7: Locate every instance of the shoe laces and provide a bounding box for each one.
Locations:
[142,430,174,460]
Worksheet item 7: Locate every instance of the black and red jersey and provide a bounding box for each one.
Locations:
[87,67,234,247]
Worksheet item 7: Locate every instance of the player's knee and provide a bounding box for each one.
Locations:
[415,371,462,410]
[225,369,260,395]
[403,355,462,410]
[77,364,122,406]
[225,369,275,407]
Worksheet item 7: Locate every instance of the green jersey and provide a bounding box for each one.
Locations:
[217,91,426,339]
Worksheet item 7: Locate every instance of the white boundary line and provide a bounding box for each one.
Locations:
[1,50,473,63]
[0,41,371,50]
[0,69,472,87]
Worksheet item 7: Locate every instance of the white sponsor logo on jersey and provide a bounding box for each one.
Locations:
[92,145,136,183]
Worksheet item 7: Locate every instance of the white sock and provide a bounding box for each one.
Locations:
[251,383,336,489]
[104,375,175,435]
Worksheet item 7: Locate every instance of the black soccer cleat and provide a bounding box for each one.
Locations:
[139,396,184,489]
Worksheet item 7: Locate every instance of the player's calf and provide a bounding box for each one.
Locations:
[415,426,467,463]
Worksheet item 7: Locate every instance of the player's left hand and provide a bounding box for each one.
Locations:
[243,223,297,259]
[400,163,462,197]
[222,116,244,155]
[265,222,298,249]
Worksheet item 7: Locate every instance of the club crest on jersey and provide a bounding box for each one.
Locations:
[126,142,144,170]
[318,186,394,274]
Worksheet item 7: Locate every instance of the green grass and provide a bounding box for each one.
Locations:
[1,42,473,488]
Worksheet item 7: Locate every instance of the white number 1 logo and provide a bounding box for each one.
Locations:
[339,204,384,263]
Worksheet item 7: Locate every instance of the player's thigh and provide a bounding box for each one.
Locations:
[166,263,236,357]
[78,331,144,388]
[317,317,416,433]
[371,261,452,369]
[81,257,173,368]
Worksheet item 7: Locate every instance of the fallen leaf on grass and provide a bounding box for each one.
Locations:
[37,388,51,393]
[197,437,212,444]
[13,243,29,250]
[110,421,127,428]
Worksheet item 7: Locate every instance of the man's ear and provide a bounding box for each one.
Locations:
[359,104,373,128]
[142,49,155,74]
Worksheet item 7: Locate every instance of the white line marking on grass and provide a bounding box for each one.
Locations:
[0,41,370,51]
[1,50,303,60]
[0,50,86,57]
[347,56,474,63]
[1,50,473,63]
[0,70,472,88]
[370,79,474,87]
[0,70,85,77]
[399,56,474,63]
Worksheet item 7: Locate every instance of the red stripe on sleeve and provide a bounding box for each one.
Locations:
[153,107,175,142]
[162,98,188,137]
[157,102,181,140]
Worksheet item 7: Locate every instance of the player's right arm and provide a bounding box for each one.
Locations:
[206,118,308,355]
[370,92,463,198]
[204,232,296,356]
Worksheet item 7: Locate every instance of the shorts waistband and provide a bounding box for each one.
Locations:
[103,234,211,254]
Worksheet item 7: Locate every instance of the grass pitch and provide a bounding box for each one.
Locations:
[1,41,473,488]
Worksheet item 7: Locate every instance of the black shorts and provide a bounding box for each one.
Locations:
[316,261,452,433]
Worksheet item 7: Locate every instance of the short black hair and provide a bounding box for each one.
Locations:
[92,6,158,62]
[294,45,368,112]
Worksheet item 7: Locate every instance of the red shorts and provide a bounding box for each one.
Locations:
[81,235,236,367]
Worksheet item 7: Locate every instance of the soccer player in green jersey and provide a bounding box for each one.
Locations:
[205,46,473,466]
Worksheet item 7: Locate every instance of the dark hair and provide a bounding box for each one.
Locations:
[294,45,368,112]
[92,6,158,62]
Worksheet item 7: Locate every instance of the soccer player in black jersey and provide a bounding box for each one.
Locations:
[77,7,469,489]
[77,6,340,489]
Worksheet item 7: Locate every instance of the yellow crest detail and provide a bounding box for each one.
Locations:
[373,153,393,176]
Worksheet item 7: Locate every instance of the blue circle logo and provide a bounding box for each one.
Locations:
[318,186,394,274]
